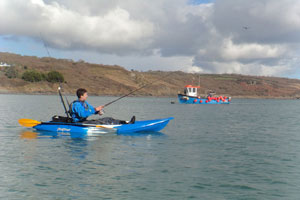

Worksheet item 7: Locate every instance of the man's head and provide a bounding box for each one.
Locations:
[76,88,88,101]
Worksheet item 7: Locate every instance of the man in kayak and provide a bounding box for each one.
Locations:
[70,88,135,124]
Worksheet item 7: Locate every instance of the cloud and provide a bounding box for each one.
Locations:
[220,38,287,61]
[192,0,300,76]
[0,0,154,54]
[0,0,300,77]
[193,61,290,75]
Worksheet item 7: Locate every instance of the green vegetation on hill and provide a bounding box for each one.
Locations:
[0,52,300,98]
[21,70,64,83]
[4,66,18,79]
[46,71,64,83]
[22,70,43,82]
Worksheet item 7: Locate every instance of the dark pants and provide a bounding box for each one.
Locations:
[82,117,127,125]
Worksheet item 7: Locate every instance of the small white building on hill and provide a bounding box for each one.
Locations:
[0,62,11,67]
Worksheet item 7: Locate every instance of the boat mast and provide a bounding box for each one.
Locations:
[198,74,200,96]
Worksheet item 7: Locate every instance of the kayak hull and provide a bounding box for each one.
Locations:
[33,117,174,135]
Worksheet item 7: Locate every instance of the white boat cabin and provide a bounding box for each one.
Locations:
[183,85,200,97]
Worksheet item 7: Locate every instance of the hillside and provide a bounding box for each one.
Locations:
[1,52,300,98]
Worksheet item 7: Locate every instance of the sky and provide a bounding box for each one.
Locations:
[0,0,300,78]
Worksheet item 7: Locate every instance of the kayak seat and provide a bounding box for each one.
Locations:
[82,116,135,125]
[51,115,73,123]
[128,116,135,124]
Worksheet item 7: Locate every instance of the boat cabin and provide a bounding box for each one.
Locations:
[184,85,200,97]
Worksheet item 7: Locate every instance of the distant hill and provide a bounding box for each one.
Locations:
[1,52,300,98]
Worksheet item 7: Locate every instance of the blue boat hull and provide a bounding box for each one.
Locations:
[33,117,174,135]
[178,94,230,104]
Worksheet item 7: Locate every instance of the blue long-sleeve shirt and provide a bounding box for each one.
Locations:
[71,100,97,122]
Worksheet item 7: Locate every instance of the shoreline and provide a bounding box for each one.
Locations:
[1,52,300,101]
[0,91,299,100]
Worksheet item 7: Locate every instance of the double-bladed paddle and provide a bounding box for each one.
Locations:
[18,119,41,127]
[18,118,112,129]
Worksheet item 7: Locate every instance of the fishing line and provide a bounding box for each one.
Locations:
[103,68,187,108]
[39,33,71,117]
[39,34,190,110]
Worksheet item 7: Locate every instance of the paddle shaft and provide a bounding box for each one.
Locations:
[18,118,111,129]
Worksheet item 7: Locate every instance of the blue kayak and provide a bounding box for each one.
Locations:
[32,117,174,135]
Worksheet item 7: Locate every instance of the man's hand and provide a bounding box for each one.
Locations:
[95,105,104,112]
[98,110,104,115]
[95,105,104,115]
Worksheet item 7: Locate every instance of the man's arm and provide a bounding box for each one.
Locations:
[73,102,96,118]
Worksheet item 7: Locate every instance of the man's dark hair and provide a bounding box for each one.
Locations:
[76,88,87,98]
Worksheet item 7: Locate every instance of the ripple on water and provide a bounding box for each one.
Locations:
[1,97,300,199]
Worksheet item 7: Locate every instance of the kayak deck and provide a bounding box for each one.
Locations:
[33,117,174,134]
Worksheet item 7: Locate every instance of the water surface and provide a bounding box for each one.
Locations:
[1,94,300,199]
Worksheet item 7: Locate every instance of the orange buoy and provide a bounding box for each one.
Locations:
[200,100,203,103]
[193,99,197,103]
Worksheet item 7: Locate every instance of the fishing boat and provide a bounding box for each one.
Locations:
[178,85,231,104]
[19,117,174,135]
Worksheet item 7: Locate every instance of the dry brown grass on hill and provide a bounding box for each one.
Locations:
[1,52,300,98]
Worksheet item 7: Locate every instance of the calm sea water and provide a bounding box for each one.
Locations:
[1,94,300,199]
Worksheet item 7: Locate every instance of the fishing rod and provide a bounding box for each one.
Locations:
[39,34,184,110]
[103,83,149,107]
[59,83,71,108]
[58,86,71,118]
[40,33,71,117]
[103,70,180,108]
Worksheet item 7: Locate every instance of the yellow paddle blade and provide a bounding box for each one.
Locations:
[18,119,41,127]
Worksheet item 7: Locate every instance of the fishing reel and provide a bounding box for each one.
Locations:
[99,109,105,115]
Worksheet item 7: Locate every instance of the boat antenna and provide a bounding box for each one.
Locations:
[103,69,182,108]
[39,33,71,117]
